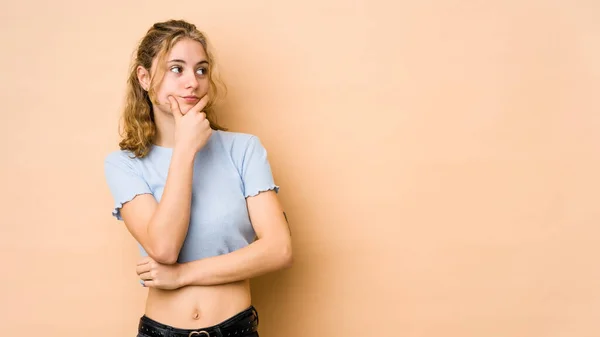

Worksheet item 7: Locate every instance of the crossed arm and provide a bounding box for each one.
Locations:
[134,190,293,289]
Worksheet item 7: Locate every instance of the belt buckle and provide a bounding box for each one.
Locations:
[188,331,210,337]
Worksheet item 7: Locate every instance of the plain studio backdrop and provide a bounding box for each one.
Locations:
[1,1,599,336]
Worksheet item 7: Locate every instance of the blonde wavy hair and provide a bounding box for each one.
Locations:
[118,19,227,158]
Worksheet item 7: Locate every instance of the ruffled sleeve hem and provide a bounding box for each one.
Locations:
[244,184,280,198]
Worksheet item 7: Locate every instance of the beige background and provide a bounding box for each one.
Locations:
[1,0,600,336]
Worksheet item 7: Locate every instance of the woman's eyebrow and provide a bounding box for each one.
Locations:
[167,59,209,65]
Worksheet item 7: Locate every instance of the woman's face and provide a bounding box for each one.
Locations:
[142,38,210,115]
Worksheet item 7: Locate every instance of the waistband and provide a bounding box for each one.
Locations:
[138,306,259,337]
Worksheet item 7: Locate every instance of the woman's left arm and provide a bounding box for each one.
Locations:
[178,189,292,286]
[136,190,291,289]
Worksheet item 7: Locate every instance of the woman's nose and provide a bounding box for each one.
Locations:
[184,71,199,89]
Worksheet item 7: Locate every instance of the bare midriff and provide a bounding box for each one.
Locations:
[144,279,252,329]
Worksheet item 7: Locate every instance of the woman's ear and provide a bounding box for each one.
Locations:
[136,65,150,91]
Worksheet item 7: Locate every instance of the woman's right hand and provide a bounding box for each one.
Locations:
[168,94,212,154]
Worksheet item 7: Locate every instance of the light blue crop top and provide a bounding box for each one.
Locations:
[103,130,279,263]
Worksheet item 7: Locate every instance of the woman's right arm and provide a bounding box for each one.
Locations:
[107,95,212,265]
[119,146,196,265]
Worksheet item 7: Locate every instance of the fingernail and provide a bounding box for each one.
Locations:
[139,280,145,287]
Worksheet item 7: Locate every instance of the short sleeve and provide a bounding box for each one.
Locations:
[240,136,280,198]
[104,151,153,220]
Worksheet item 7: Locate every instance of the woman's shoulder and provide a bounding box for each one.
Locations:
[104,148,138,163]
[213,130,272,171]
[214,130,264,153]
[214,129,257,144]
[103,149,146,174]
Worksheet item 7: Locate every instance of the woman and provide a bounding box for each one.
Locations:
[104,19,292,337]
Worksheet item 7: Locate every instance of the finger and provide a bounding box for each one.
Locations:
[137,256,152,266]
[189,94,210,114]
[136,263,151,275]
[139,272,153,280]
[167,95,183,119]
[143,280,156,288]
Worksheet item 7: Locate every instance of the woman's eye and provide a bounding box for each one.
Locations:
[196,68,207,75]
[170,66,182,73]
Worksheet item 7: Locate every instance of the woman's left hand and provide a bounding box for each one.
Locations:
[136,256,184,290]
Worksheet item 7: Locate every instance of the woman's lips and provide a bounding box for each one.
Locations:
[182,96,199,103]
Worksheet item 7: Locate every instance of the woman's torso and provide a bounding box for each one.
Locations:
[132,131,261,328]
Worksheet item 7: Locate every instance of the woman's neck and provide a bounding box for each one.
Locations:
[152,108,176,148]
